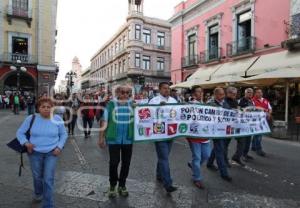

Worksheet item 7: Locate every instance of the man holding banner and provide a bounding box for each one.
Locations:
[187,86,211,189]
[148,82,178,193]
[206,87,233,182]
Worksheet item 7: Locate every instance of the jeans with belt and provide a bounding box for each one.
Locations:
[28,151,58,208]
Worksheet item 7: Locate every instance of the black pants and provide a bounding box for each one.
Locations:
[224,138,232,163]
[232,138,246,160]
[68,115,78,134]
[82,116,93,136]
[109,144,133,187]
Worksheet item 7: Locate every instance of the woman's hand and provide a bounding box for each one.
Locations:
[53,147,62,156]
[98,137,106,149]
[25,143,35,154]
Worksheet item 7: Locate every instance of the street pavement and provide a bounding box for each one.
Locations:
[0,110,300,208]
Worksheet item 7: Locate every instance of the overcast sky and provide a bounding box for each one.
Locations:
[55,0,182,84]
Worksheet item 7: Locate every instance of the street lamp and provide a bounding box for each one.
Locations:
[10,59,27,93]
[65,71,77,95]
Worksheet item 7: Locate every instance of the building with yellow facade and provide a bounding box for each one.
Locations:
[0,0,58,96]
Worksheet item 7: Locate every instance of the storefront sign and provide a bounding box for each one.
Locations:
[134,104,271,142]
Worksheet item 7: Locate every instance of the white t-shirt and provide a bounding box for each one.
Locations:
[148,94,178,105]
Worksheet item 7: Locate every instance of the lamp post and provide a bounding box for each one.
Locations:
[65,71,77,96]
[10,60,27,93]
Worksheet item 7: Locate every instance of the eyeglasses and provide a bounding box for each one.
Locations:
[121,91,130,95]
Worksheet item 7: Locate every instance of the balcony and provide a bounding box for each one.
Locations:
[127,68,170,78]
[7,6,33,27]
[200,47,221,64]
[226,36,256,57]
[0,53,37,64]
[282,14,300,50]
[181,55,200,68]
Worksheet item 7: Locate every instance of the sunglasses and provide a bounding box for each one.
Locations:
[121,91,130,95]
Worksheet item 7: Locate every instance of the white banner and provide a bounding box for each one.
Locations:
[134,104,271,142]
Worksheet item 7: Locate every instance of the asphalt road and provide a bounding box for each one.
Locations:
[0,110,300,208]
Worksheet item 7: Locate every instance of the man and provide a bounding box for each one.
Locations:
[252,88,272,157]
[206,87,232,182]
[98,86,134,198]
[232,88,255,164]
[26,93,36,115]
[13,93,20,115]
[224,87,239,167]
[170,89,181,103]
[187,86,211,189]
[149,82,178,193]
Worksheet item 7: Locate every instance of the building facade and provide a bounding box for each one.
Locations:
[0,0,58,96]
[90,0,171,93]
[81,67,91,92]
[169,0,291,83]
[71,56,82,93]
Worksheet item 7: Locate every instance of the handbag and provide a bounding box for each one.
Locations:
[6,114,36,176]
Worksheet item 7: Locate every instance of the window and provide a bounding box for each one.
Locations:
[237,10,252,51]
[157,57,165,70]
[208,25,219,60]
[119,62,122,73]
[12,0,28,10]
[143,29,151,44]
[12,37,28,54]
[115,43,118,53]
[188,34,196,58]
[123,60,126,72]
[142,56,151,70]
[157,32,165,47]
[135,24,141,40]
[135,53,141,67]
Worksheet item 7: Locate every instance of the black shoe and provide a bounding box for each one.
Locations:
[156,177,163,183]
[188,162,192,169]
[221,175,232,182]
[84,135,88,139]
[88,131,91,136]
[245,155,254,160]
[257,150,266,157]
[207,164,218,171]
[166,186,178,193]
[232,158,245,167]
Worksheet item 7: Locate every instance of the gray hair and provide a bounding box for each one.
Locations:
[214,87,224,95]
[226,86,237,94]
[245,88,253,94]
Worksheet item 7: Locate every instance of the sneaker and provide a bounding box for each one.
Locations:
[221,175,232,182]
[207,164,218,171]
[256,150,266,157]
[193,181,205,189]
[232,157,245,167]
[226,161,232,168]
[118,186,129,197]
[32,195,43,203]
[245,155,254,160]
[108,186,117,198]
[166,186,178,193]
[84,135,88,139]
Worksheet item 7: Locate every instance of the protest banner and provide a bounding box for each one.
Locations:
[134,104,271,142]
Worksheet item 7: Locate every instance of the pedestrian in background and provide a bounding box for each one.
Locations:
[16,97,68,208]
[187,86,211,189]
[149,82,178,193]
[13,93,20,115]
[98,86,134,198]
[26,93,36,115]
[81,94,95,138]
[67,94,80,135]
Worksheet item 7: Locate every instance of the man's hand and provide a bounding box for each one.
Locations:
[53,148,62,156]
[98,137,106,149]
[25,143,35,154]
[160,101,166,105]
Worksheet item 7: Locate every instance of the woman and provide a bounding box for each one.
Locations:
[81,94,95,138]
[17,97,68,208]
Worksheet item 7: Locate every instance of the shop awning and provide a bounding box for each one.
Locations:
[246,50,300,77]
[211,56,259,80]
[188,64,222,82]
[171,80,196,89]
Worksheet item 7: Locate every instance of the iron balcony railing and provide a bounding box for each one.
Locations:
[200,47,221,63]
[7,5,32,19]
[181,55,200,68]
[227,36,256,57]
[1,53,37,64]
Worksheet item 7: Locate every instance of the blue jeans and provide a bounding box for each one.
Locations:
[252,135,263,151]
[188,142,211,182]
[28,151,58,208]
[207,139,229,177]
[155,141,173,188]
